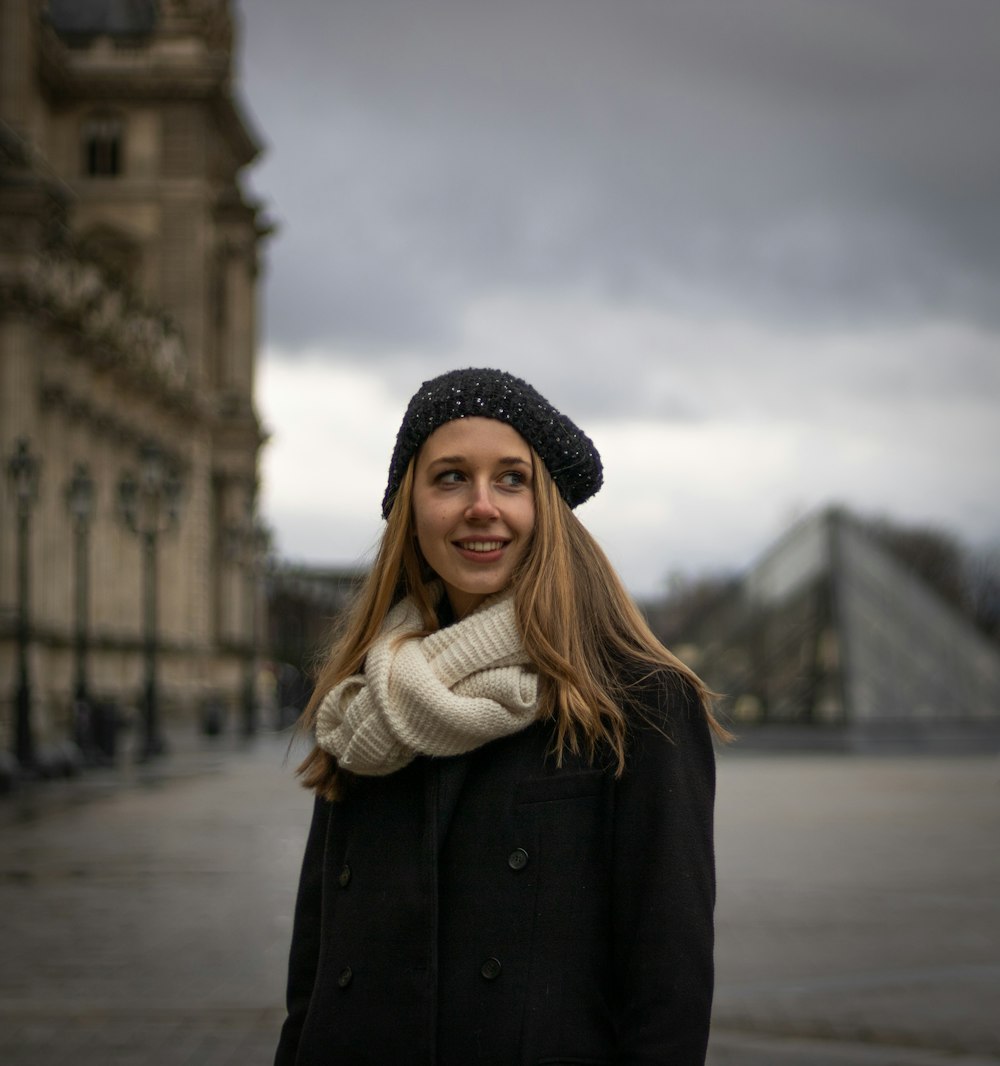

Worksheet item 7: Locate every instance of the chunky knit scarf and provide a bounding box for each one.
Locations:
[314,594,539,776]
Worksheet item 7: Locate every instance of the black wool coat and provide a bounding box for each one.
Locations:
[274,669,717,1066]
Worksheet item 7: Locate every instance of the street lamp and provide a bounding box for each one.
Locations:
[241,519,271,738]
[65,463,96,744]
[6,437,41,770]
[227,508,271,738]
[118,441,183,761]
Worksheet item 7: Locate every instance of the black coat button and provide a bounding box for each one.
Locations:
[338,966,353,988]
[480,957,502,980]
[507,848,529,871]
[338,864,351,887]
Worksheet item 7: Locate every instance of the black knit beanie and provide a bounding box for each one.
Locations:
[382,368,603,518]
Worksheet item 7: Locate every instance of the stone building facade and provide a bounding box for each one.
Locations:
[0,0,269,768]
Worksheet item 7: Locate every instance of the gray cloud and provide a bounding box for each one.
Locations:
[239,0,1000,358]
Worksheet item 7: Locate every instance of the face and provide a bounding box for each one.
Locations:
[412,417,536,619]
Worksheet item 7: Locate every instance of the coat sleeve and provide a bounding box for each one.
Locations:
[611,672,717,1065]
[274,794,331,1066]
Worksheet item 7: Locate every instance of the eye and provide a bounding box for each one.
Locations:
[435,469,466,485]
[499,470,529,488]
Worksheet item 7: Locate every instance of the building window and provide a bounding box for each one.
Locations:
[83,115,124,177]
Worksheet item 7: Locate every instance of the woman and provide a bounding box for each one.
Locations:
[275,368,727,1066]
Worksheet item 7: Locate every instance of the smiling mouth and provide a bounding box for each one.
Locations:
[455,539,507,553]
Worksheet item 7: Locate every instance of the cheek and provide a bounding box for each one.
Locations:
[517,500,537,538]
[413,516,431,555]
[413,504,448,555]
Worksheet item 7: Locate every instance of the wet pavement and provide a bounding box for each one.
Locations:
[0,732,312,1066]
[710,753,1000,1065]
[1,734,998,1065]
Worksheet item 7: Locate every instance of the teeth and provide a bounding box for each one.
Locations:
[461,541,503,552]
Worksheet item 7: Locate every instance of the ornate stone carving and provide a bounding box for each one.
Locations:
[20,248,191,394]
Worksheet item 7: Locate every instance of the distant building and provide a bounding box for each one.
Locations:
[652,508,1000,751]
[265,565,367,728]
[0,0,270,769]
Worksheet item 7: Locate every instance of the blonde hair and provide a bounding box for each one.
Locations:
[296,447,728,800]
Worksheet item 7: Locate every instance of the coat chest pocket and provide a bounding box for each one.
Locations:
[514,769,605,805]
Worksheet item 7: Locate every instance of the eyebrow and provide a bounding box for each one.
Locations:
[426,455,530,467]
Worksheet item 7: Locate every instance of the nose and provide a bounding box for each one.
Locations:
[465,481,500,520]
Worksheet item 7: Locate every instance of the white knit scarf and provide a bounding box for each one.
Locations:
[314,593,540,776]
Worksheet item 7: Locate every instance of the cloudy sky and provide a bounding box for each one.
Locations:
[234,0,1000,598]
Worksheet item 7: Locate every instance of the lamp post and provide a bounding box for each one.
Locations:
[241,520,271,738]
[65,463,96,717]
[118,442,182,761]
[227,510,270,738]
[7,437,41,770]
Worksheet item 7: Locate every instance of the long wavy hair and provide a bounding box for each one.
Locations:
[296,445,729,800]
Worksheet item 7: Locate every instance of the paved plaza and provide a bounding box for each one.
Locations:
[710,752,1000,1065]
[1,733,998,1065]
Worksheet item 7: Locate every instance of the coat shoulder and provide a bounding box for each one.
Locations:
[618,660,704,734]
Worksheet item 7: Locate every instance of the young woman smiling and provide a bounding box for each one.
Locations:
[275,368,728,1066]
[411,417,535,619]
